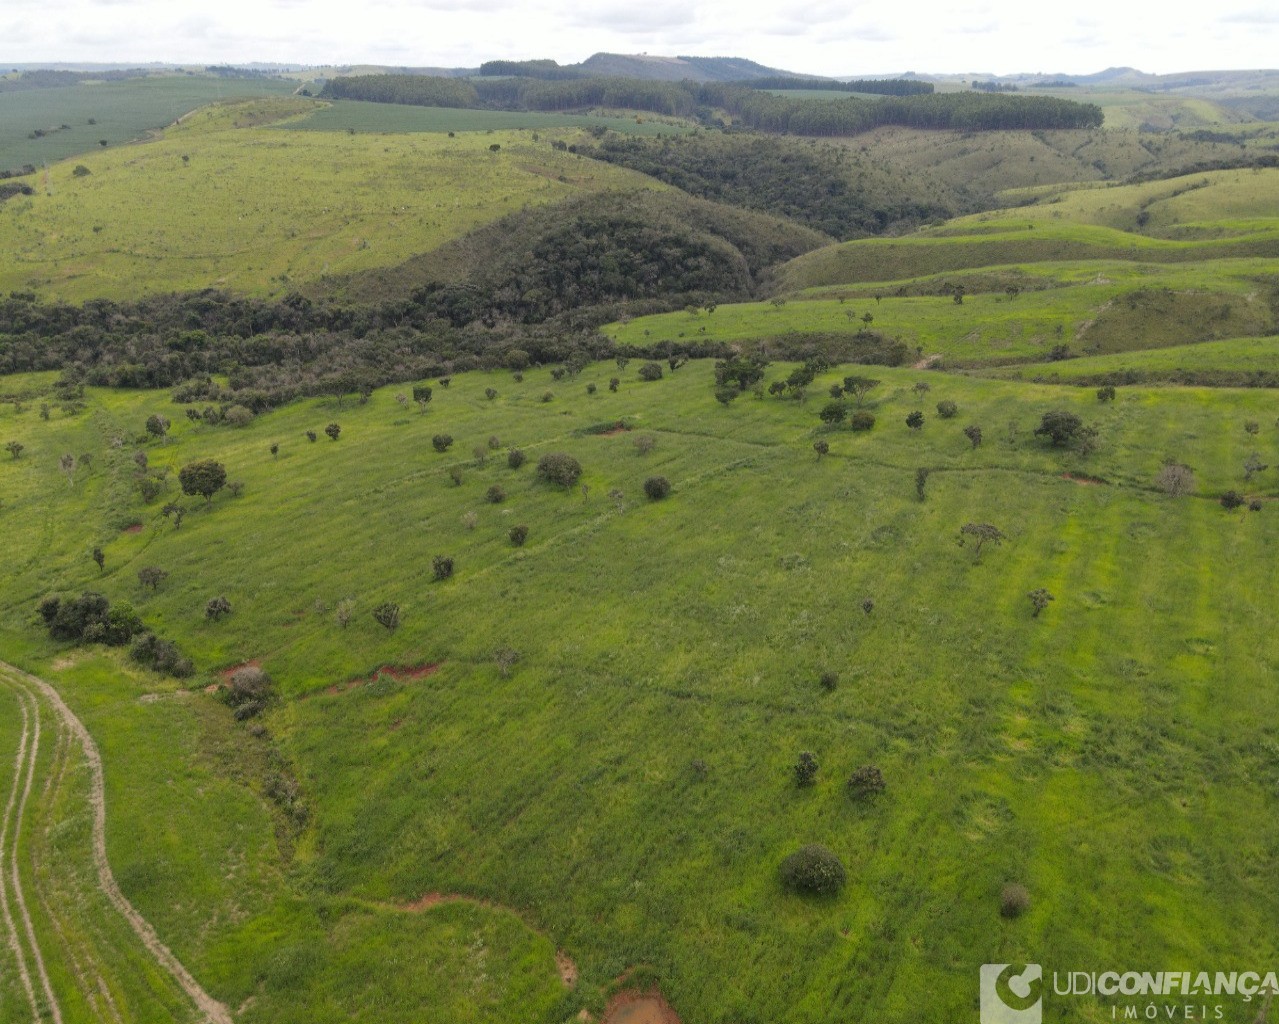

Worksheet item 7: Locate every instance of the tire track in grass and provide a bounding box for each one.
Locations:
[0,661,234,1024]
[0,684,40,1023]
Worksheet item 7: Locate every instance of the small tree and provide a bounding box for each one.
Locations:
[634,435,656,456]
[5,441,22,460]
[412,385,433,413]
[509,524,529,547]
[270,443,279,458]
[306,430,317,442]
[161,502,186,529]
[638,362,663,382]
[438,377,451,389]
[324,423,341,441]
[842,376,880,406]
[1034,410,1087,448]
[849,411,875,431]
[59,453,77,486]
[145,414,170,444]
[432,434,454,453]
[1155,460,1195,496]
[964,425,983,449]
[586,382,597,395]
[507,448,526,470]
[138,567,169,591]
[1027,588,1054,617]
[462,511,478,530]
[335,598,354,629]
[847,765,886,798]
[644,476,671,500]
[485,387,498,401]
[779,844,845,897]
[205,596,232,621]
[793,752,819,787]
[372,602,401,632]
[936,399,958,419]
[1221,490,1245,510]
[1243,453,1268,481]
[958,522,1005,560]
[536,452,582,488]
[92,547,105,573]
[915,467,930,501]
[472,446,488,467]
[813,440,829,459]
[819,401,847,426]
[912,381,931,398]
[448,466,464,486]
[179,459,226,504]
[432,555,454,581]
[609,377,620,392]
[905,411,924,430]
[487,435,501,450]
[494,647,520,678]
[1096,385,1116,402]
[486,484,506,504]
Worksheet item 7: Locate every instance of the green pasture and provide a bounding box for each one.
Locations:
[279,99,691,136]
[0,99,660,301]
[0,76,295,174]
[985,334,1279,384]
[1,360,1278,1021]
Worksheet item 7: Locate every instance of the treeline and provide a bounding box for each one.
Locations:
[741,77,934,96]
[0,68,148,92]
[478,59,585,80]
[574,134,949,238]
[321,74,1104,134]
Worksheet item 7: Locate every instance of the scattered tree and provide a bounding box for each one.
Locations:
[509,524,529,547]
[964,425,983,449]
[472,446,489,467]
[449,466,464,486]
[1096,385,1116,402]
[486,484,506,504]
[1244,453,1268,481]
[324,423,341,441]
[819,400,848,426]
[638,362,664,382]
[432,434,454,453]
[644,476,672,500]
[1027,588,1054,617]
[849,411,876,431]
[413,385,433,412]
[847,764,886,798]
[794,752,819,787]
[912,381,931,398]
[779,844,846,897]
[145,413,170,443]
[958,522,1006,560]
[59,453,77,486]
[92,547,105,573]
[372,602,401,631]
[335,598,355,629]
[179,459,227,503]
[432,555,455,581]
[634,435,656,456]
[5,441,22,460]
[205,596,232,621]
[507,448,526,469]
[138,567,169,591]
[936,399,958,419]
[485,387,498,401]
[161,502,186,529]
[1034,410,1089,448]
[905,411,924,430]
[536,452,582,488]
[608,377,620,392]
[813,440,829,459]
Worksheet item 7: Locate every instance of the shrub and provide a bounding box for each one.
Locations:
[372,602,401,631]
[964,424,983,449]
[634,434,656,456]
[586,382,597,395]
[488,435,501,450]
[849,410,876,431]
[486,484,506,504]
[915,467,930,501]
[335,598,355,628]
[225,405,254,428]
[643,476,671,500]
[306,430,317,442]
[1097,385,1116,402]
[1000,882,1031,919]
[324,422,341,441]
[638,362,664,381]
[205,596,232,620]
[448,466,464,486]
[779,844,846,897]
[608,377,620,392]
[536,452,582,487]
[905,411,924,430]
[485,387,498,400]
[847,764,885,798]
[819,670,838,691]
[813,440,829,459]
[224,665,271,719]
[432,434,454,453]
[128,632,192,677]
[1034,410,1087,447]
[1027,588,1054,617]
[509,524,529,546]
[494,647,520,677]
[819,400,847,426]
[72,164,91,177]
[1220,490,1245,510]
[794,751,819,787]
[541,390,554,403]
[432,555,455,581]
[137,567,169,591]
[507,448,526,469]
[936,399,958,419]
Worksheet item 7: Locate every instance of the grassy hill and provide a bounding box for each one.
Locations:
[1,358,1278,1022]
[0,99,662,301]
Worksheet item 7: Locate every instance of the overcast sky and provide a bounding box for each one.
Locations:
[3,0,1277,75]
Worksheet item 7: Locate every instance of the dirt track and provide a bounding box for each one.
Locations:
[0,660,234,1024]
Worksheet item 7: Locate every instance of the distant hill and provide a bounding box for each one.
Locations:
[576,53,801,81]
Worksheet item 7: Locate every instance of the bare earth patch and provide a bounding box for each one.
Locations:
[602,989,683,1024]
[322,663,441,696]
[122,523,144,534]
[1061,472,1109,486]
[556,950,578,987]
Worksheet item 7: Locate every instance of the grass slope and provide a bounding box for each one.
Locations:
[0,99,661,302]
[1,361,1278,1021]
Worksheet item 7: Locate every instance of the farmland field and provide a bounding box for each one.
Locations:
[0,75,295,174]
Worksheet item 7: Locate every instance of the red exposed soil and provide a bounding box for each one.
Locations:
[602,990,683,1024]
[556,951,579,987]
[321,662,441,696]
[123,523,144,534]
[597,421,632,436]
[402,892,455,911]
[1061,472,1109,486]
[218,660,259,683]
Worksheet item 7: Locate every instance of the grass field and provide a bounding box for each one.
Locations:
[279,99,693,136]
[0,76,295,175]
[985,334,1279,383]
[1,359,1278,1021]
[0,98,662,301]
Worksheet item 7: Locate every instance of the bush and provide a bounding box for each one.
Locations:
[1000,882,1031,919]
[432,555,455,581]
[485,387,498,400]
[432,434,454,453]
[849,410,875,431]
[643,476,672,500]
[819,670,838,691]
[936,399,958,419]
[224,665,272,719]
[793,751,819,787]
[324,422,341,441]
[39,591,142,646]
[128,632,193,677]
[964,424,983,449]
[1034,410,1087,447]
[813,440,829,459]
[847,764,886,798]
[1221,490,1245,510]
[638,362,664,381]
[206,596,232,620]
[372,601,401,631]
[486,484,506,504]
[779,844,846,897]
[536,452,582,487]
[1097,385,1116,402]
[507,448,526,469]
[819,400,847,426]
[225,405,254,428]
[905,410,924,430]
[509,524,529,546]
[541,390,554,403]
